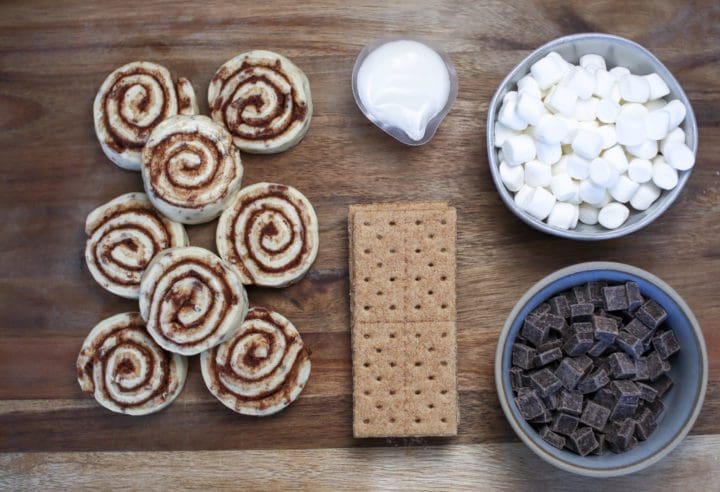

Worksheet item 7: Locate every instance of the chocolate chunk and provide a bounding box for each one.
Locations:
[636,381,658,402]
[569,426,599,456]
[610,401,638,421]
[588,339,611,357]
[570,303,594,322]
[607,418,635,450]
[529,302,551,319]
[549,295,571,319]
[510,366,524,392]
[521,372,533,388]
[564,332,594,356]
[540,426,566,449]
[581,400,611,431]
[521,317,549,347]
[578,368,609,394]
[616,331,645,359]
[517,387,533,396]
[572,286,589,304]
[624,318,653,344]
[607,352,636,379]
[593,433,607,455]
[543,392,559,411]
[515,389,546,420]
[634,408,657,440]
[650,375,674,398]
[636,351,666,381]
[593,387,616,409]
[555,357,589,390]
[625,282,644,313]
[530,407,553,424]
[512,343,536,370]
[635,300,668,329]
[535,347,563,366]
[537,338,563,352]
[644,398,665,419]
[586,281,605,307]
[610,380,641,405]
[603,285,629,311]
[551,412,580,436]
[653,330,680,359]
[592,315,619,343]
[557,390,584,416]
[571,322,594,335]
[530,368,563,397]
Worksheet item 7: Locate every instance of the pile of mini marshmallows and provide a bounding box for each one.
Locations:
[494,51,695,230]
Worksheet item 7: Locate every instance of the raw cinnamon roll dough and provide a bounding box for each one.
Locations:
[76,312,188,415]
[139,246,248,356]
[216,182,319,287]
[200,307,311,416]
[84,192,188,299]
[93,61,198,171]
[208,50,312,154]
[141,114,244,224]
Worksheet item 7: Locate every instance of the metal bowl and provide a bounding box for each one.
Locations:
[486,33,698,240]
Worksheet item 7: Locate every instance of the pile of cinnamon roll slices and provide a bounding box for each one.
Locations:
[78,51,318,417]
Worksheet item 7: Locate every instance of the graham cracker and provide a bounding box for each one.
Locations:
[349,202,457,438]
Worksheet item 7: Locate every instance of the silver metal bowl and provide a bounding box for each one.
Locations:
[486,33,698,240]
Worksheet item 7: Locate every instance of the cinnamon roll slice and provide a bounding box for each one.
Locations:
[76,312,188,415]
[139,246,249,356]
[216,183,319,287]
[200,307,311,416]
[208,50,313,154]
[84,192,188,299]
[93,61,198,171]
[141,114,244,225]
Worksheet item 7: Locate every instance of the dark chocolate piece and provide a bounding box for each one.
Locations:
[593,387,616,410]
[563,332,594,356]
[543,392,559,411]
[521,317,549,347]
[650,375,674,398]
[570,303,594,322]
[529,302,551,319]
[610,380,641,405]
[603,285,629,311]
[510,366,524,392]
[577,368,609,394]
[592,433,606,455]
[512,343,536,370]
[537,338,563,352]
[529,368,563,397]
[607,352,636,379]
[586,281,605,307]
[530,407,553,424]
[572,286,589,304]
[635,300,668,329]
[592,315,619,342]
[557,390,584,416]
[535,347,563,366]
[551,412,580,436]
[549,295,571,319]
[588,339,611,357]
[636,352,665,381]
[616,331,645,360]
[610,401,638,421]
[581,400,611,431]
[515,390,546,420]
[652,330,680,359]
[625,281,644,313]
[624,318,653,344]
[540,426,566,449]
[607,418,635,450]
[555,357,589,390]
[636,381,658,402]
[570,427,599,456]
[571,322,594,335]
[635,408,657,440]
[645,398,665,419]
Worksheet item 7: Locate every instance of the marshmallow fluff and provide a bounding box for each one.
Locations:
[356,40,452,142]
[494,50,693,231]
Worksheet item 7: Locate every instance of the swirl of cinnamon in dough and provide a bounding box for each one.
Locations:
[216,183,319,287]
[76,312,188,415]
[200,307,311,416]
[139,246,248,356]
[208,50,312,154]
[141,114,244,224]
[84,192,188,299]
[93,61,197,171]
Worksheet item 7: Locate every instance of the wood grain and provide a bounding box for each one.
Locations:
[1,0,719,487]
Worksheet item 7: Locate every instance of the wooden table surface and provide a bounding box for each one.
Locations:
[1,0,719,489]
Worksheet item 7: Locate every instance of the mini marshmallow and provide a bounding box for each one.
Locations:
[597,98,620,123]
[609,174,640,203]
[630,182,661,211]
[498,97,528,131]
[514,185,535,209]
[503,91,518,104]
[579,178,606,206]
[598,125,617,149]
[603,144,629,173]
[516,92,546,126]
[494,122,519,148]
[502,134,536,166]
[580,54,606,73]
[643,73,670,100]
[517,74,542,98]
[644,99,667,112]
[619,74,650,103]
[571,129,603,160]
[531,54,565,90]
[598,202,630,229]
[589,157,620,188]
[524,160,552,188]
[645,110,670,141]
[663,142,695,171]
[609,83,622,103]
[578,203,600,225]
[609,66,631,80]
[499,161,525,192]
[574,97,598,121]
[547,202,578,230]
[628,158,653,183]
[565,66,596,100]
[615,114,647,146]
[545,84,578,117]
[560,116,579,144]
[550,173,579,202]
[593,69,615,98]
[534,114,569,144]
[652,157,679,190]
[577,120,599,131]
[525,187,556,220]
[661,127,686,154]
[552,156,569,176]
[547,52,573,76]
[662,99,687,130]
[619,103,649,118]
[599,190,613,207]
[626,139,658,160]
[535,140,562,165]
[567,153,591,180]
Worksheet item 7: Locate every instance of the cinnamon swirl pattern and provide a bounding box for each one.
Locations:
[200,307,311,416]
[84,193,188,299]
[94,61,198,171]
[216,183,319,287]
[141,114,244,225]
[76,312,188,415]
[139,246,248,356]
[208,50,313,154]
